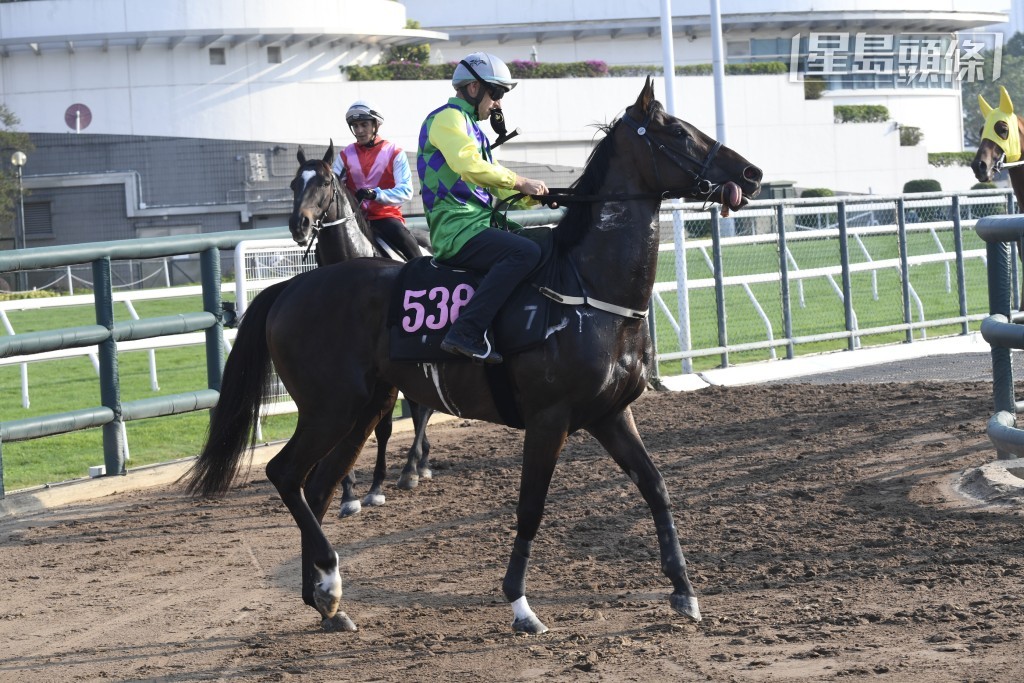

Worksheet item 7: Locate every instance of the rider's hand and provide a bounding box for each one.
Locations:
[514,176,548,197]
[356,188,377,202]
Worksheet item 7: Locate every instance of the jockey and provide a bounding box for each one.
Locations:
[332,100,422,262]
[417,52,551,364]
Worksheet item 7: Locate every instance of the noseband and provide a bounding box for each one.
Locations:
[620,106,723,200]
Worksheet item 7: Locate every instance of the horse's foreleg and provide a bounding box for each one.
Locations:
[586,407,700,623]
[501,417,568,634]
[338,472,362,518]
[398,401,432,489]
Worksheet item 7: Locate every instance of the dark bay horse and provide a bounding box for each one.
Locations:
[185,79,762,633]
[288,143,435,516]
[972,86,1024,305]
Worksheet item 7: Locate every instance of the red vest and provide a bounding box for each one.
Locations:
[340,139,403,222]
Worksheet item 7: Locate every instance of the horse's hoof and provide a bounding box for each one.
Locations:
[362,492,385,507]
[418,466,433,481]
[670,594,702,623]
[397,472,419,490]
[512,615,549,634]
[321,612,358,632]
[338,500,362,518]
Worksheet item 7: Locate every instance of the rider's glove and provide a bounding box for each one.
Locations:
[356,188,377,202]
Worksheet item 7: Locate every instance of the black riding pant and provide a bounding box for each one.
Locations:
[370,217,422,262]
[440,228,542,338]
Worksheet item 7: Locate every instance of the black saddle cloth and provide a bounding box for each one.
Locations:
[387,227,576,363]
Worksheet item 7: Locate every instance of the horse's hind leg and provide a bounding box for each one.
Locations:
[398,401,433,489]
[586,406,700,623]
[266,417,355,629]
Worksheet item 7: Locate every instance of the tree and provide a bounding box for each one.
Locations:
[0,104,33,241]
[384,19,430,65]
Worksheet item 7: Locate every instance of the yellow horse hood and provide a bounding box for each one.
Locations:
[979,85,1022,163]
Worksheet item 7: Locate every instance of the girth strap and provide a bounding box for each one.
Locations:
[536,286,649,320]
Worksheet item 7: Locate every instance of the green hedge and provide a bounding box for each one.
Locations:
[971,182,997,190]
[343,60,789,81]
[833,105,890,123]
[903,179,942,193]
[899,126,923,147]
[800,188,835,198]
[804,77,827,100]
[928,151,976,167]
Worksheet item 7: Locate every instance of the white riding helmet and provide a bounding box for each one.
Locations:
[452,52,518,92]
[345,101,384,126]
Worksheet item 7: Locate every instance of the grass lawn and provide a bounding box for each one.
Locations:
[1,225,992,490]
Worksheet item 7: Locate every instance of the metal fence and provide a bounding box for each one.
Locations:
[646,188,1012,377]
[0,189,1014,495]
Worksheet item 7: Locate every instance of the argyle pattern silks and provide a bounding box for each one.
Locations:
[417,100,494,213]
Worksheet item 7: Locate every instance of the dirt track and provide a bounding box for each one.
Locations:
[2,382,1023,682]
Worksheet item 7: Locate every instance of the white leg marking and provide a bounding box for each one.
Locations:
[316,551,342,599]
[511,595,539,623]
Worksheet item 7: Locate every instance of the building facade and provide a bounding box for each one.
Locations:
[0,0,1012,263]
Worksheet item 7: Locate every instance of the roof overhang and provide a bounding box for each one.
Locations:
[432,12,1008,46]
[0,27,447,56]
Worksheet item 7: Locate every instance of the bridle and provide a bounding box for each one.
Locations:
[294,163,358,261]
[494,108,728,217]
[620,104,723,201]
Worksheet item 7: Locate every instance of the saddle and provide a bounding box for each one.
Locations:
[387,226,575,363]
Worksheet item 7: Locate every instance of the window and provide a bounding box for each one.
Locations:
[23,202,52,237]
[209,47,226,65]
[726,40,750,62]
[267,46,282,64]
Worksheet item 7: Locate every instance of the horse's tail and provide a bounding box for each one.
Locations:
[181,280,290,497]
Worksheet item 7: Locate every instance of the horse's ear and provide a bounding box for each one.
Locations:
[1000,86,1015,115]
[634,76,655,115]
[979,94,994,118]
[323,138,335,164]
[297,146,307,165]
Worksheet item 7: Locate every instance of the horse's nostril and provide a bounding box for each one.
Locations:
[743,166,762,183]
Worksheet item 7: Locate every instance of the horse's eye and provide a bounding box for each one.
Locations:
[673,126,685,137]
[995,121,1010,139]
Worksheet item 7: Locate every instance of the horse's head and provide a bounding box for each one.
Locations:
[620,77,761,212]
[973,86,1022,183]
[290,141,341,246]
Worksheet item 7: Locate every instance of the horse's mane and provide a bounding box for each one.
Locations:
[554,118,620,249]
[334,171,375,239]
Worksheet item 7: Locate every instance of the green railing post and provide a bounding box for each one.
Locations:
[838,202,855,351]
[710,209,728,369]
[776,204,794,360]
[201,247,225,392]
[896,198,912,344]
[93,256,126,476]
[952,195,969,336]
